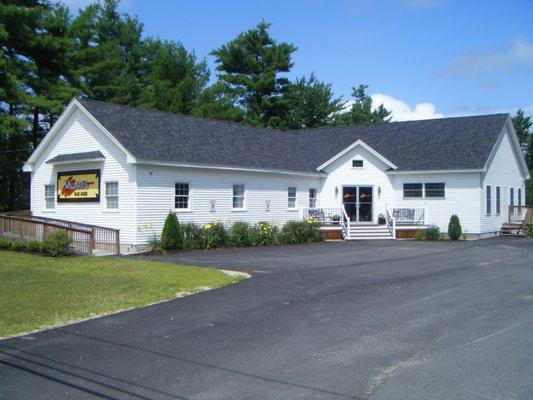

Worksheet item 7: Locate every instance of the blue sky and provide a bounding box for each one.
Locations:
[64,0,533,121]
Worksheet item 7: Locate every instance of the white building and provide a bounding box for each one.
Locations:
[23,98,529,252]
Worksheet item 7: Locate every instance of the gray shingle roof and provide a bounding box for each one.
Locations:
[46,150,105,164]
[77,98,509,173]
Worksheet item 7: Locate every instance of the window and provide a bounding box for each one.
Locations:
[232,184,245,209]
[352,159,364,168]
[518,188,522,206]
[288,187,297,209]
[425,183,445,198]
[496,186,500,215]
[309,188,317,208]
[105,182,119,209]
[403,183,423,198]
[175,183,189,209]
[486,185,491,215]
[44,185,55,209]
[510,188,514,206]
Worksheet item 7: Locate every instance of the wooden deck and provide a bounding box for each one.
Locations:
[500,206,532,237]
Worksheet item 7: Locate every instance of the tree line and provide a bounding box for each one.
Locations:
[1,0,531,211]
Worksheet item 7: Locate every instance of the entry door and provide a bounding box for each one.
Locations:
[343,186,373,223]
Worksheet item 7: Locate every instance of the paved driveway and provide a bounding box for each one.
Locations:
[1,238,533,399]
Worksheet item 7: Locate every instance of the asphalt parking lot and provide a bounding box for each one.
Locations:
[1,237,532,399]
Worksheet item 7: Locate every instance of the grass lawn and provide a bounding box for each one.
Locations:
[0,251,242,338]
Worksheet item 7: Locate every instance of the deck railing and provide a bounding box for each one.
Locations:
[303,208,343,225]
[0,213,120,255]
[391,208,425,225]
[508,205,533,233]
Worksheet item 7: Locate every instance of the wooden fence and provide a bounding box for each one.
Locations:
[0,213,120,255]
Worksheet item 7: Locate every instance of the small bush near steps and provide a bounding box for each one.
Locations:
[448,214,462,240]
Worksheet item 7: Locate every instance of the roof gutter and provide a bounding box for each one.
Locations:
[135,159,326,178]
[386,168,484,175]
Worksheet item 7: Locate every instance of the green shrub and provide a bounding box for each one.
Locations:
[27,241,41,253]
[251,222,278,246]
[161,212,183,250]
[0,238,10,249]
[279,219,323,245]
[43,231,72,257]
[414,230,427,240]
[448,214,462,240]
[181,223,205,249]
[11,240,26,251]
[204,221,228,249]
[147,235,164,253]
[425,225,441,240]
[527,226,533,238]
[229,221,252,247]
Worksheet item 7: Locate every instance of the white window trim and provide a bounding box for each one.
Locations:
[288,187,298,210]
[232,184,246,211]
[424,182,446,200]
[495,186,501,215]
[309,188,317,208]
[486,185,492,216]
[351,159,364,169]
[44,184,55,211]
[103,181,119,212]
[402,183,423,200]
[174,182,192,212]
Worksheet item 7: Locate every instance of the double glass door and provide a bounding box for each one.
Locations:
[342,186,373,223]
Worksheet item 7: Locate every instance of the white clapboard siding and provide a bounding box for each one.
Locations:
[319,144,395,223]
[390,172,482,234]
[30,108,137,245]
[481,127,526,235]
[136,165,321,244]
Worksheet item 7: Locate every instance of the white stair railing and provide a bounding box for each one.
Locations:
[342,206,350,239]
[386,206,396,238]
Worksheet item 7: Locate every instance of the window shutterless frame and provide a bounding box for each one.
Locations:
[403,183,423,198]
[495,186,500,215]
[174,183,190,210]
[232,184,245,210]
[105,181,119,210]
[288,187,297,209]
[44,185,55,210]
[424,183,445,198]
[486,185,491,215]
[309,188,317,208]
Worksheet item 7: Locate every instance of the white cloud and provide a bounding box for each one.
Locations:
[442,37,533,77]
[370,93,444,121]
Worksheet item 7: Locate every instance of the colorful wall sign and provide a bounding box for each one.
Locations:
[57,170,100,202]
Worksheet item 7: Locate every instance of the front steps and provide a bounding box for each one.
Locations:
[345,224,394,240]
[499,223,525,237]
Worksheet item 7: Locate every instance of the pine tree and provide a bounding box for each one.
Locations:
[138,39,209,114]
[70,0,144,104]
[0,0,76,211]
[333,84,391,125]
[210,21,296,127]
[282,73,343,129]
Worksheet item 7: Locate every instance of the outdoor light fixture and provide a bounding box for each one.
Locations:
[210,200,216,212]
[335,186,339,196]
[378,186,382,196]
